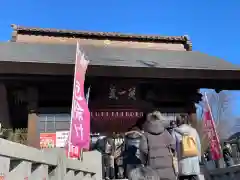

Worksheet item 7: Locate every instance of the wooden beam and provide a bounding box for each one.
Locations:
[27,87,39,148]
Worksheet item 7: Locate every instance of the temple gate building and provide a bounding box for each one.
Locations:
[0,24,239,147]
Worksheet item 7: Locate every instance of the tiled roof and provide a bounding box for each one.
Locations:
[11,24,192,50]
[0,42,238,71]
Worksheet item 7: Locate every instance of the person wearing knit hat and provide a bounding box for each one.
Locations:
[140,111,177,180]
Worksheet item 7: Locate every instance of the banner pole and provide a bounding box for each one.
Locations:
[204,92,222,159]
[79,86,91,161]
[204,92,220,143]
[86,86,91,104]
[79,149,83,161]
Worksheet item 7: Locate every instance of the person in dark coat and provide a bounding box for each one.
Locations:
[114,141,125,179]
[124,126,144,177]
[167,120,177,135]
[140,111,176,180]
[95,136,115,179]
[128,166,160,180]
[236,137,240,161]
[222,142,233,167]
[205,148,212,161]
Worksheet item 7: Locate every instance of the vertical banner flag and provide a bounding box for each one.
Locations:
[203,92,221,160]
[67,41,91,158]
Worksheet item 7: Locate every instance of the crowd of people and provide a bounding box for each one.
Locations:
[203,140,235,169]
[93,111,203,180]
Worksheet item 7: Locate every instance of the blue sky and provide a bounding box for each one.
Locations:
[0,0,240,116]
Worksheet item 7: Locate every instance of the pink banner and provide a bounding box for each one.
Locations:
[67,41,90,158]
[203,93,221,160]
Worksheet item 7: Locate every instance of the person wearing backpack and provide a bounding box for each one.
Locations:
[175,115,201,180]
[140,111,177,180]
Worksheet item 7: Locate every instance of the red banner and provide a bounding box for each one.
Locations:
[66,145,80,159]
[67,41,90,159]
[203,93,221,160]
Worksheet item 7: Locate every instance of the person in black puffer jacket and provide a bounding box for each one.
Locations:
[140,111,176,180]
[223,142,233,167]
[124,126,144,177]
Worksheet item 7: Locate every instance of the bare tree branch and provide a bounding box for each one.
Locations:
[197,90,233,140]
[194,120,208,153]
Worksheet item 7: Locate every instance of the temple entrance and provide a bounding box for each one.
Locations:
[35,76,197,134]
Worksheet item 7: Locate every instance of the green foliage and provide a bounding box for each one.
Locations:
[0,128,28,145]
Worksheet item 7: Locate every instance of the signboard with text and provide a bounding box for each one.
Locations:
[91,109,143,132]
[40,133,56,149]
[56,131,69,148]
[91,109,144,120]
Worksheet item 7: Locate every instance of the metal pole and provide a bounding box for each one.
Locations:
[79,86,91,161]
[204,92,222,167]
[79,149,83,161]
[204,92,221,146]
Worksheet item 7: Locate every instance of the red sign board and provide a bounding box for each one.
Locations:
[91,109,144,132]
[40,133,56,149]
[0,173,5,180]
[91,110,143,120]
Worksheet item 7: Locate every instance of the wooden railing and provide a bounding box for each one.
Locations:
[0,138,102,180]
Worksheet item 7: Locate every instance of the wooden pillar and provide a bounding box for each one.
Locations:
[186,89,201,128]
[186,101,197,128]
[189,113,197,128]
[0,83,11,128]
[27,87,39,148]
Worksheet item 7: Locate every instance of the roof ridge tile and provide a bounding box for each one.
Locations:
[11,24,192,50]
